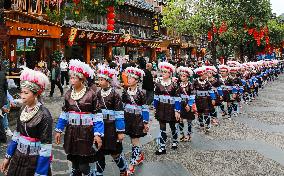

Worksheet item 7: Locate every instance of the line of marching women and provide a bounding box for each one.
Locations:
[154,59,283,155]
[0,58,282,176]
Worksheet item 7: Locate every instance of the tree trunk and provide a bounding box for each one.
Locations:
[211,34,217,66]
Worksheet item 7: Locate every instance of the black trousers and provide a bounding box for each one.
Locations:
[50,80,63,96]
[61,71,69,86]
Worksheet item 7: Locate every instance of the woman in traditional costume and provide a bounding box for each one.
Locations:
[95,66,128,176]
[54,59,104,176]
[154,62,181,155]
[122,67,149,174]
[176,66,196,142]
[193,66,216,132]
[1,68,52,176]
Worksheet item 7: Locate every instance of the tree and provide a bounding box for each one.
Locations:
[161,0,276,62]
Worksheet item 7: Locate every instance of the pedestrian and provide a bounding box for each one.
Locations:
[95,66,128,176]
[0,68,52,176]
[206,66,223,125]
[229,66,243,116]
[219,65,238,119]
[176,66,196,142]
[122,67,149,174]
[154,62,181,155]
[193,66,216,132]
[142,63,154,106]
[1,90,15,137]
[60,58,69,88]
[55,59,103,176]
[49,60,63,97]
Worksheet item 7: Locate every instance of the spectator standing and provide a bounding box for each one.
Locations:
[1,91,14,136]
[60,58,69,87]
[142,63,154,106]
[49,60,63,97]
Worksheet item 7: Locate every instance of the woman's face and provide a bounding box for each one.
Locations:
[180,74,188,82]
[162,70,171,79]
[98,77,109,88]
[207,71,213,78]
[200,72,207,80]
[128,76,138,87]
[20,88,37,106]
[220,70,228,77]
[70,74,83,89]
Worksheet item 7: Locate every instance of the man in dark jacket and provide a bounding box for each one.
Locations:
[49,60,63,97]
[142,63,154,105]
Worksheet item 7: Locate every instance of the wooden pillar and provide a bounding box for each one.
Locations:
[86,42,90,63]
[150,47,156,62]
[104,44,113,62]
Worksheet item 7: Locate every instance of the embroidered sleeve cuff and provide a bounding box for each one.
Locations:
[5,154,12,159]
[55,128,63,133]
[94,132,104,137]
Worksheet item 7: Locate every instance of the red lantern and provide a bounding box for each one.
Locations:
[107,19,115,25]
[107,13,115,19]
[107,24,115,31]
[107,6,115,12]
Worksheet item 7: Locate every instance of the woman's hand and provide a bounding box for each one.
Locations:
[185,105,190,112]
[94,135,102,149]
[143,123,149,133]
[1,158,10,174]
[117,133,125,142]
[191,104,197,112]
[55,132,61,145]
[175,111,180,121]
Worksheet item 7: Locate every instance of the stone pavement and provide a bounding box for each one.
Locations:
[2,76,284,175]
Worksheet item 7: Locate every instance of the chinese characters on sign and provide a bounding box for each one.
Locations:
[153,14,159,36]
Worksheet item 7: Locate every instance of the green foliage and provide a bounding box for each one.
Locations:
[268,18,284,47]
[46,0,125,23]
[46,8,66,23]
[161,0,281,60]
